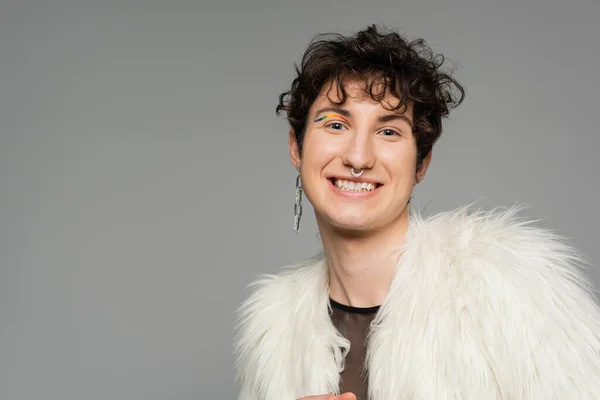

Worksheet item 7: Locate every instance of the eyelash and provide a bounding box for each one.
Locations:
[380,129,401,137]
[325,122,347,130]
[325,122,401,137]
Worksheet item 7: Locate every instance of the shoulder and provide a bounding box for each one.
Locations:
[235,254,327,320]
[406,204,600,323]
[403,204,600,394]
[232,255,328,396]
[408,203,594,281]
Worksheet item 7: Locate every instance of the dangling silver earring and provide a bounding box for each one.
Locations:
[408,176,419,205]
[293,168,303,233]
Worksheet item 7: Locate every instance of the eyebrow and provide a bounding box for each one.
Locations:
[378,113,414,129]
[314,106,414,130]
[314,113,349,123]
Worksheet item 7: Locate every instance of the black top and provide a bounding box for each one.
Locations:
[329,297,381,400]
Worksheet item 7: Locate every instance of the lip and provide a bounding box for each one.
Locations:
[327,178,383,198]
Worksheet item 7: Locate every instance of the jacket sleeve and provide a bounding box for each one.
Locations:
[234,273,280,399]
[478,222,600,398]
[232,271,298,400]
[232,258,342,400]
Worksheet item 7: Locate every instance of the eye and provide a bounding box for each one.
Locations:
[379,129,400,136]
[325,122,347,131]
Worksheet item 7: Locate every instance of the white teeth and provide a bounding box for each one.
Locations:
[333,179,377,192]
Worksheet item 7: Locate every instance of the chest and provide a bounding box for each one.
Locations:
[329,299,379,400]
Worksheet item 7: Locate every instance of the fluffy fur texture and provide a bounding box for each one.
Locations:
[234,205,600,399]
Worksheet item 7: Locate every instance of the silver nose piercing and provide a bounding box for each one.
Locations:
[351,167,363,177]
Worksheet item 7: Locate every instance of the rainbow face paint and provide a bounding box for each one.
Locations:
[313,113,349,124]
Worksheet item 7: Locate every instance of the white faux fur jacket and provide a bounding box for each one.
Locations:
[234,206,600,399]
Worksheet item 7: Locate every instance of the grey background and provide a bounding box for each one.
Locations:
[1,0,598,399]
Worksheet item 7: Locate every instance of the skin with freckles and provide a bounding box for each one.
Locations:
[288,78,432,309]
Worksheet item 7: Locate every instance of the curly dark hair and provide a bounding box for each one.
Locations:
[276,24,465,169]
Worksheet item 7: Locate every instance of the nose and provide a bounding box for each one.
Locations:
[341,131,375,171]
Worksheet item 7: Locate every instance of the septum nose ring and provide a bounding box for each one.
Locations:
[351,167,364,177]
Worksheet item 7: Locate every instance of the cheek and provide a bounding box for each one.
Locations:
[301,132,340,168]
[379,144,417,174]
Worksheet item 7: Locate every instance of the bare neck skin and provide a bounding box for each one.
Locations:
[317,206,411,308]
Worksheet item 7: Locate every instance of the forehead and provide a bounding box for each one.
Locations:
[311,78,413,115]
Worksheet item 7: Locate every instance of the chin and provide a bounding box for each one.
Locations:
[322,210,377,232]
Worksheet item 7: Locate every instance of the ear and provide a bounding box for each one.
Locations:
[288,129,301,170]
[415,150,432,184]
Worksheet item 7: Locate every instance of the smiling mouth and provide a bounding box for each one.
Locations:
[328,178,383,192]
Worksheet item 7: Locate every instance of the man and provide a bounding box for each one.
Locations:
[234,25,600,400]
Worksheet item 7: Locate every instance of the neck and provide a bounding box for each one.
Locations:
[316,207,411,308]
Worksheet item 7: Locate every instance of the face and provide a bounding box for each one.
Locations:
[289,79,432,234]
